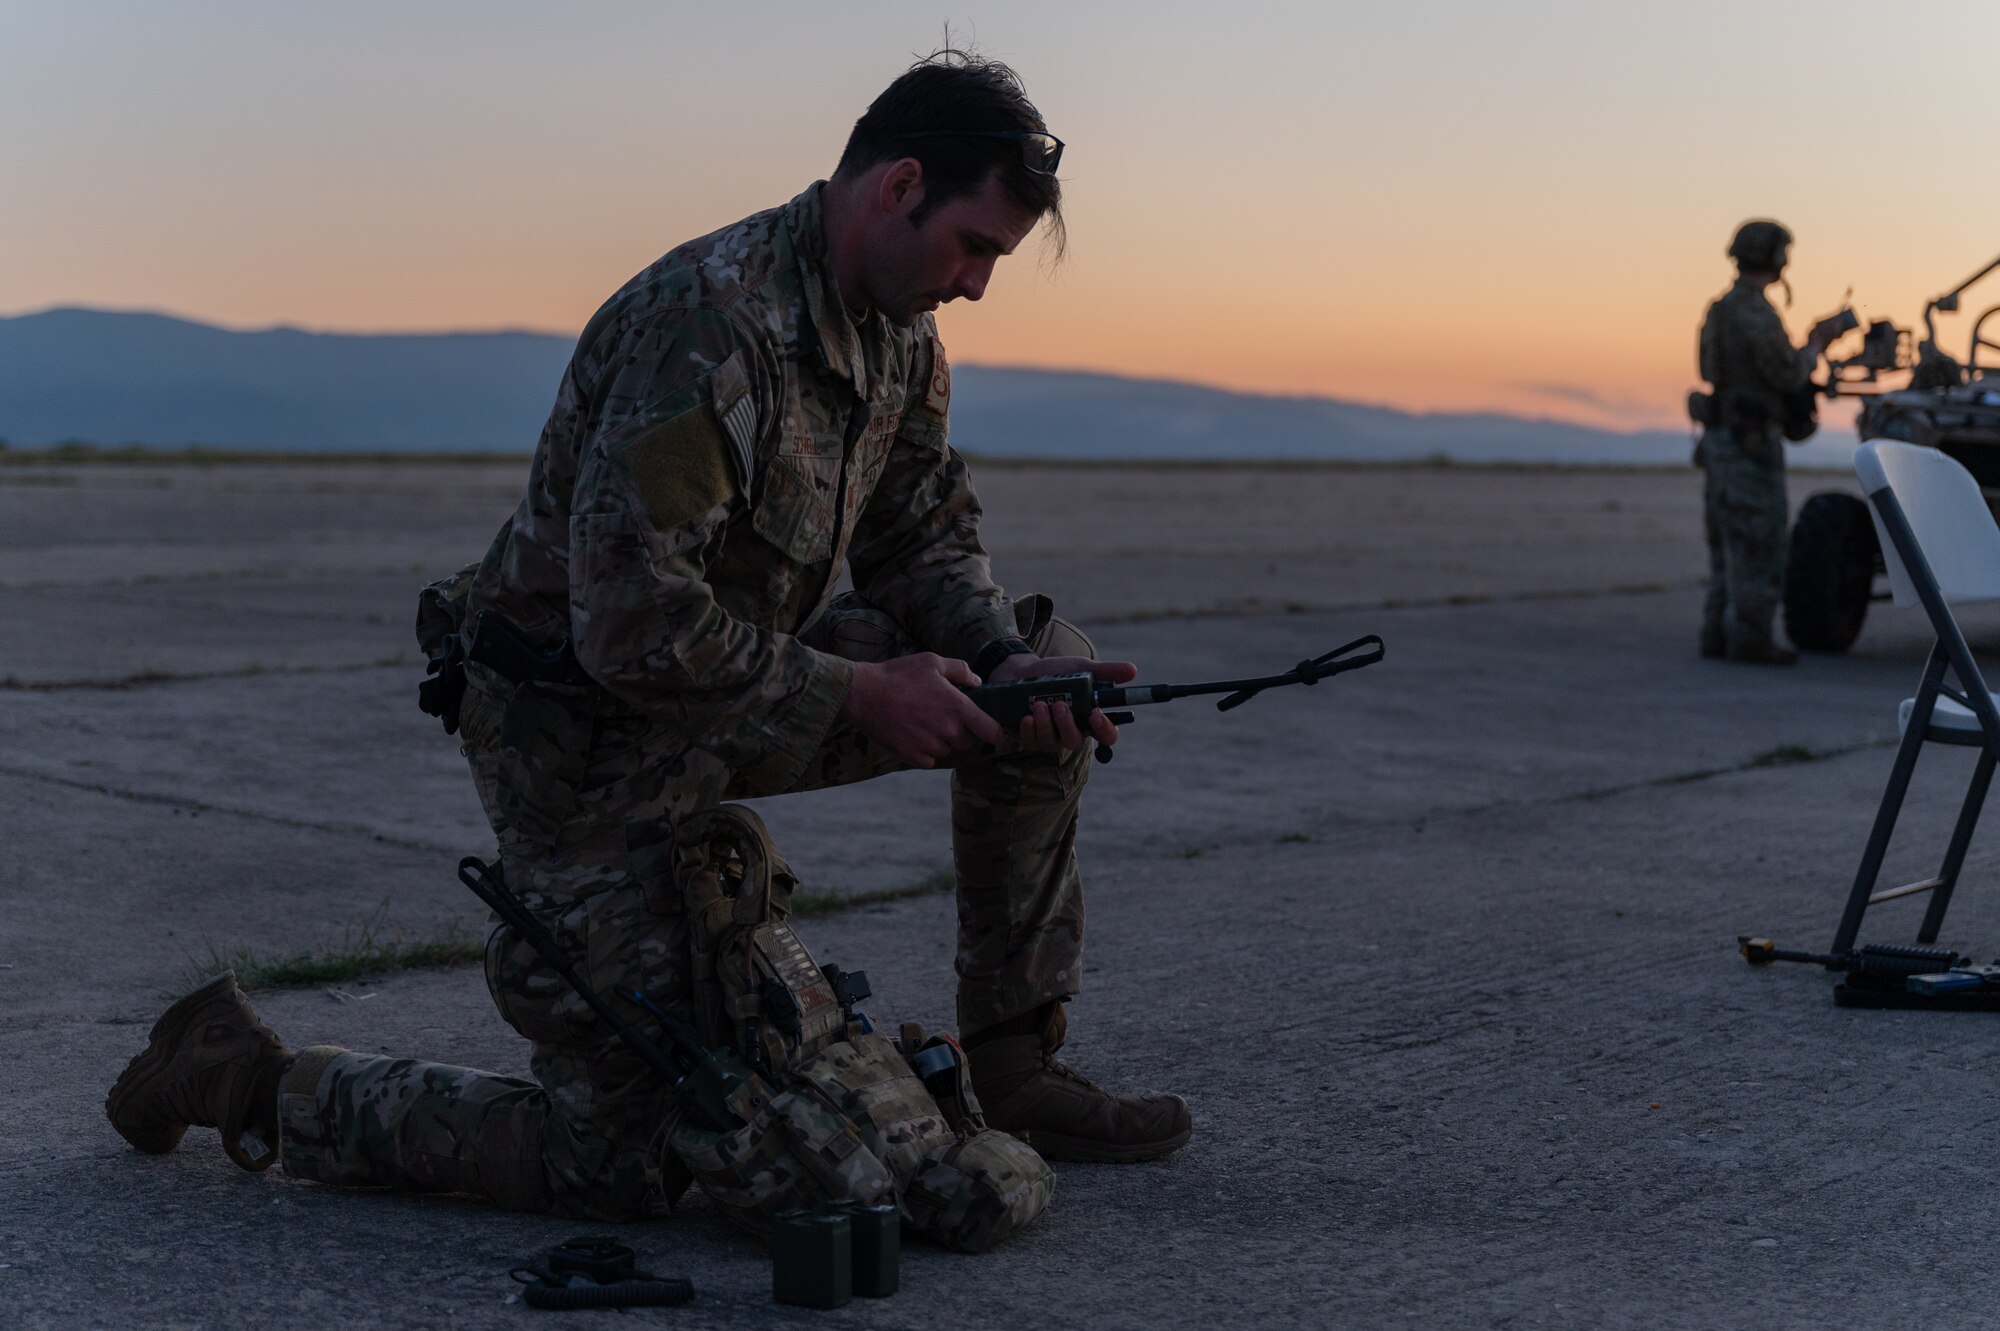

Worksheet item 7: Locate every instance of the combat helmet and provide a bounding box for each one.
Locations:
[1728,219,1793,272]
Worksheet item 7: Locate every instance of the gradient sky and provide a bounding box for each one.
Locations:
[7,0,1998,431]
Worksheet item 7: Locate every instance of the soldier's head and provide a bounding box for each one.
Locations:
[826,49,1064,327]
[1728,219,1793,280]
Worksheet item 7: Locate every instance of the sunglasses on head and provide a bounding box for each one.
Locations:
[893,130,1064,177]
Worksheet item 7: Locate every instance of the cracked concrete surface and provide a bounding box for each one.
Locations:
[7,459,2000,1329]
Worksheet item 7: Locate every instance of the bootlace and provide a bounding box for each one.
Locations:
[1041,1053,1104,1093]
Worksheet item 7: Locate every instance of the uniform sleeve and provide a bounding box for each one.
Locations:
[567,308,854,791]
[1728,297,1816,393]
[845,324,1018,664]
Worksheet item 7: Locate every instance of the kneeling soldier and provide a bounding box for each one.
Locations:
[107,50,1190,1229]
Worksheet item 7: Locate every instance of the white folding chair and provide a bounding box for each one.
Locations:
[1831,441,2000,953]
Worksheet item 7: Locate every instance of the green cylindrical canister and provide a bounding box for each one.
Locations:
[772,1211,852,1309]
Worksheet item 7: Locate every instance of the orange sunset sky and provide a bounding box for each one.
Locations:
[7,1,1998,433]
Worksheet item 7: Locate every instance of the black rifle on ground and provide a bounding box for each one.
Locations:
[1736,935,2000,1011]
[964,634,1385,762]
[456,856,761,1130]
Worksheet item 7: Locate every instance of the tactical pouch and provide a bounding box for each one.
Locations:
[676,806,845,1074]
[668,1084,896,1238]
[901,1131,1056,1254]
[415,562,478,665]
[415,561,481,733]
[789,1032,956,1186]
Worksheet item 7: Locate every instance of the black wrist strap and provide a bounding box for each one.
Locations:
[972,636,1035,679]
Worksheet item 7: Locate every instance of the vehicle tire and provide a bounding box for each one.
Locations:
[1784,492,1878,653]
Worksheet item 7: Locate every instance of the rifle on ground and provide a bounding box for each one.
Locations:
[456,856,763,1130]
[1738,935,2000,1009]
[965,634,1385,762]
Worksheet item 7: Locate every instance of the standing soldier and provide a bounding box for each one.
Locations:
[1696,219,1850,665]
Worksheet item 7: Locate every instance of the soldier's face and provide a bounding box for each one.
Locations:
[867,168,1040,327]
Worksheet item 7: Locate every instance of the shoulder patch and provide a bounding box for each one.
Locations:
[708,350,757,490]
[922,339,952,417]
[623,402,739,533]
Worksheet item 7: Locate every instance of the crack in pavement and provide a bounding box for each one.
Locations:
[1073,578,1704,627]
[0,761,459,856]
[1550,737,1902,806]
[0,731,1902,884]
[2,656,416,692]
[0,562,438,592]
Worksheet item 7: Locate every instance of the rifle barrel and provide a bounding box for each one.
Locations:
[1094,635,1384,713]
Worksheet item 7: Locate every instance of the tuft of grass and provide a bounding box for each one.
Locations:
[791,868,955,918]
[186,868,965,993]
[1749,743,1820,768]
[184,925,482,993]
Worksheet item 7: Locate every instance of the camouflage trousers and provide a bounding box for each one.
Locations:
[279,592,1093,1220]
[1700,425,1790,651]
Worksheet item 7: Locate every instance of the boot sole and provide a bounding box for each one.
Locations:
[104,971,238,1154]
[1021,1122,1194,1164]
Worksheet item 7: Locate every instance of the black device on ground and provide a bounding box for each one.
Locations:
[1736,935,2000,1010]
[455,856,758,1131]
[964,634,1385,762]
[510,1236,695,1311]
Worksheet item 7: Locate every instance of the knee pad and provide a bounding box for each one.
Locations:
[1013,592,1098,661]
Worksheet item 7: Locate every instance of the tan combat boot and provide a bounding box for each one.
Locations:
[105,971,292,1172]
[967,1003,1192,1164]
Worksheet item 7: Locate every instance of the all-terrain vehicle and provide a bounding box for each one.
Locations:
[1783,254,2000,652]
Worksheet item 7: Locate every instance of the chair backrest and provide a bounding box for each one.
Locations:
[1854,441,2000,608]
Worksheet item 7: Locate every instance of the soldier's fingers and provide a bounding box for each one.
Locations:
[1088,710,1120,747]
[1050,701,1084,750]
[955,693,1005,747]
[1024,701,1054,751]
[1084,658,1139,683]
[936,655,981,687]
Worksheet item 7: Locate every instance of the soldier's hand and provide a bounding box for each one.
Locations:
[842,654,1005,769]
[984,653,1139,755]
[1808,313,1852,353]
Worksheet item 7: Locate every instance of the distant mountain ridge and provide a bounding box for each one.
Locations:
[0,306,1838,465]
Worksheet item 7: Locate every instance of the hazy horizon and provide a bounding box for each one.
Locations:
[12,305,1787,465]
[8,1,1996,437]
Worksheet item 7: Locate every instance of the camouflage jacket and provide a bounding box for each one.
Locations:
[1698,279,1815,429]
[468,183,1016,789]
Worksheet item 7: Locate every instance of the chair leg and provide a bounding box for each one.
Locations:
[1831,723,1931,955]
[1917,746,1998,943]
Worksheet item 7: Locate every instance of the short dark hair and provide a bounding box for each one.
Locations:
[836,47,1065,258]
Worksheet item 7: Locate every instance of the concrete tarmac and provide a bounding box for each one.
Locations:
[6,458,2000,1329]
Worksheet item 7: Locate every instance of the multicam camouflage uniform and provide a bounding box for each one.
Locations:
[1696,279,1817,654]
[277,183,1091,1225]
